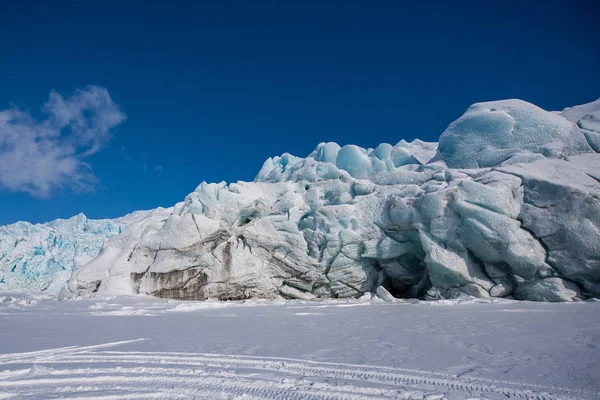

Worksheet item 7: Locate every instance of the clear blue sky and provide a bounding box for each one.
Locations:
[0,0,598,225]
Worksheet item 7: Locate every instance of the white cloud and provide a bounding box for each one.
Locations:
[0,86,126,197]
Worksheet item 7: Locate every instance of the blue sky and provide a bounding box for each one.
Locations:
[0,0,598,225]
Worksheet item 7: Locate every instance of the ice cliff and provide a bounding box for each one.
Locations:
[0,210,166,293]
[3,98,600,301]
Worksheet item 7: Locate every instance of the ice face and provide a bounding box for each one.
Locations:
[4,98,600,302]
[0,210,164,293]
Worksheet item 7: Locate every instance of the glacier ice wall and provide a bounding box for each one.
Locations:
[68,98,600,302]
[3,97,600,302]
[0,210,165,293]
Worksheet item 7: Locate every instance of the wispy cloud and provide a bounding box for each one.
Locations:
[121,145,133,163]
[0,85,126,197]
[153,165,164,178]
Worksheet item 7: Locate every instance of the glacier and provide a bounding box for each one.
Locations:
[2,98,600,302]
[0,209,167,293]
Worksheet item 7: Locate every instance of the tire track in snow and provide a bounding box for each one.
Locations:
[0,340,594,400]
[94,350,600,396]
[0,374,387,400]
[58,353,595,399]
[0,339,146,364]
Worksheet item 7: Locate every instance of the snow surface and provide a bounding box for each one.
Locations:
[2,97,600,303]
[0,294,598,399]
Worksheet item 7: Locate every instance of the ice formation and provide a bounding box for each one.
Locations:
[2,98,600,302]
[0,210,166,293]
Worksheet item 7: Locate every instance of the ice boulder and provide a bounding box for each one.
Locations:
[255,153,303,182]
[438,99,593,168]
[560,98,600,152]
[514,278,582,302]
[560,98,600,124]
[255,139,437,183]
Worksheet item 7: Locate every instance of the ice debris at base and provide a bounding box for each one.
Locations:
[0,209,166,293]
[3,98,600,302]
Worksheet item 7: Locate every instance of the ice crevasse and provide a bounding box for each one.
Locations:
[3,98,600,302]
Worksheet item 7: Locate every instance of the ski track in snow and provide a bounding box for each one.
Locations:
[0,339,596,400]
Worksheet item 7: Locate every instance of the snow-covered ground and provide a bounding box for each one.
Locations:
[1,295,598,399]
